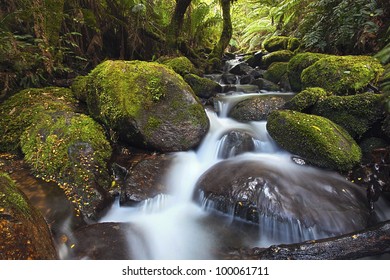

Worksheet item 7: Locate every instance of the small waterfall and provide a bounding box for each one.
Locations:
[98,67,390,260]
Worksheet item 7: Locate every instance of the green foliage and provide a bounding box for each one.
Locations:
[299,0,384,53]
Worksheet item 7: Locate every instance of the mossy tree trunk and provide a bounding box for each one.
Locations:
[167,0,192,51]
[210,0,233,59]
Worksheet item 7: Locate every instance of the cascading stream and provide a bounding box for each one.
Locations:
[99,81,390,260]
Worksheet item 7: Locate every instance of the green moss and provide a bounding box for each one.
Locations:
[86,60,174,127]
[20,111,111,185]
[144,116,163,138]
[160,56,197,76]
[183,74,220,98]
[263,36,301,52]
[301,55,384,95]
[287,52,329,92]
[0,87,78,153]
[267,110,362,172]
[312,93,385,139]
[262,50,294,69]
[284,87,330,112]
[264,62,289,84]
[71,75,88,102]
[0,173,31,218]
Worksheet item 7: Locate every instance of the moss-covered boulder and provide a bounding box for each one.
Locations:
[20,111,113,221]
[284,87,330,112]
[266,110,362,172]
[79,60,209,152]
[263,62,288,84]
[287,52,329,92]
[159,56,198,76]
[263,36,301,52]
[262,50,294,69]
[71,75,88,102]
[184,74,222,99]
[0,173,58,259]
[229,95,286,122]
[312,93,385,139]
[301,55,384,95]
[0,87,78,153]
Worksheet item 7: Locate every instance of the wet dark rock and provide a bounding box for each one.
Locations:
[239,75,253,85]
[217,130,256,159]
[67,222,135,260]
[0,173,58,259]
[221,73,237,84]
[229,95,286,122]
[251,78,280,91]
[195,157,369,238]
[120,154,173,206]
[246,51,264,68]
[229,62,254,76]
[249,69,265,80]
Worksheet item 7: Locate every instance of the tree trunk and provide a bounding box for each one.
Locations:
[167,0,192,50]
[242,220,390,260]
[211,0,233,59]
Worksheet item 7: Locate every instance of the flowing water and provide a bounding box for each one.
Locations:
[98,85,390,259]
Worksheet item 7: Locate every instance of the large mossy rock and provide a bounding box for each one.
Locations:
[266,110,362,172]
[76,60,209,153]
[284,87,331,112]
[301,55,384,95]
[20,111,113,221]
[287,52,329,92]
[159,56,198,76]
[263,62,288,84]
[0,173,58,259]
[263,36,301,53]
[229,95,286,122]
[0,87,78,153]
[262,50,294,69]
[312,93,385,139]
[183,74,222,99]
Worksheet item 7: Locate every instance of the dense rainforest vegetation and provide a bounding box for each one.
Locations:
[0,0,389,100]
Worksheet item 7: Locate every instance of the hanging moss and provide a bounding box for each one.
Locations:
[267,110,362,172]
[287,52,329,92]
[301,55,384,95]
[0,87,78,153]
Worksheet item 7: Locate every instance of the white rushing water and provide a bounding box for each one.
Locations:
[99,90,390,259]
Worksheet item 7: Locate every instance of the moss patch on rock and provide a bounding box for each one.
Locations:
[0,173,58,259]
[20,110,113,221]
[159,56,198,76]
[262,50,294,69]
[301,55,384,95]
[183,74,221,99]
[287,52,329,92]
[266,110,362,172]
[0,87,78,153]
[284,87,330,112]
[312,93,385,139]
[263,36,301,52]
[71,75,88,102]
